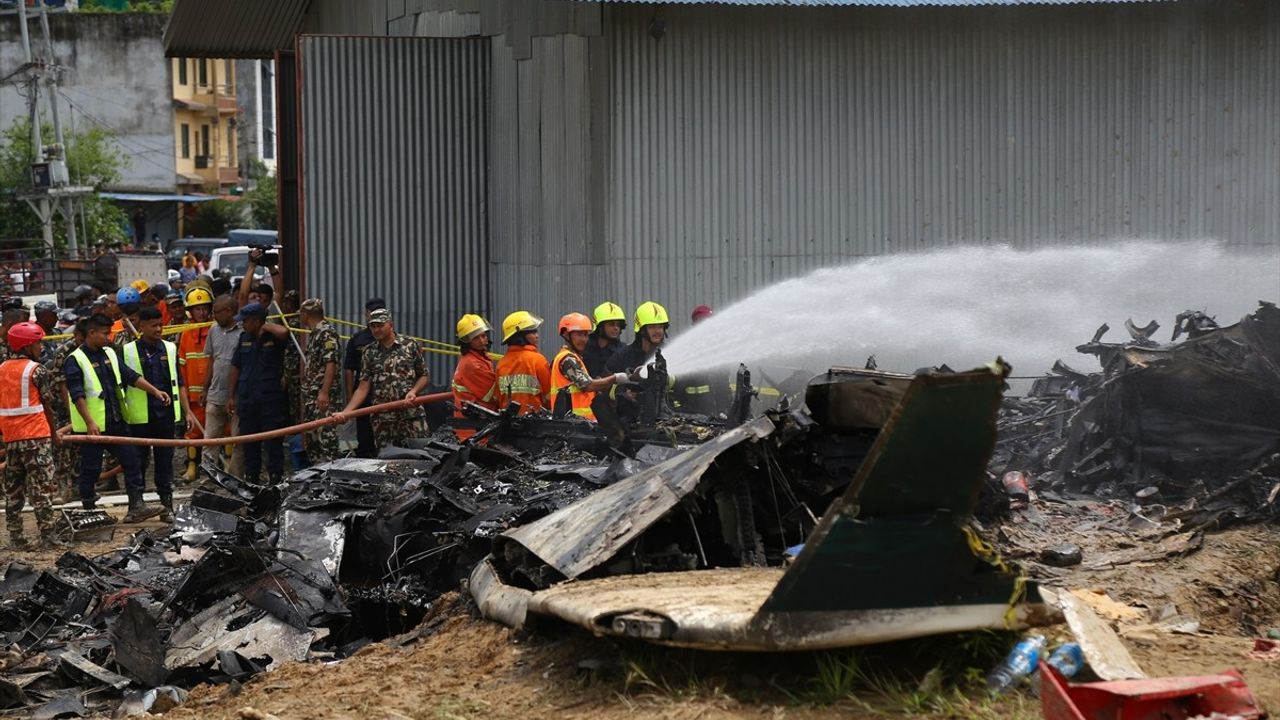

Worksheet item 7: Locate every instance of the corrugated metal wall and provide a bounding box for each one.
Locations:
[299,35,489,380]
[600,2,1280,331]
[294,0,1280,356]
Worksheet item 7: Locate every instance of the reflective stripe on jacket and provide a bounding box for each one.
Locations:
[494,345,549,415]
[452,348,498,440]
[0,358,50,441]
[549,347,596,421]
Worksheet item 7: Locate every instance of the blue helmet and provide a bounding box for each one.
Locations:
[116,287,141,305]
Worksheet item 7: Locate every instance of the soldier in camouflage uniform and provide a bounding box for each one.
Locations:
[41,321,85,503]
[341,309,430,451]
[1,322,63,549]
[299,298,343,462]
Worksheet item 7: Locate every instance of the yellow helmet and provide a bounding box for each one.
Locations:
[501,310,543,343]
[592,301,626,329]
[633,301,670,332]
[456,313,491,342]
[130,279,150,293]
[184,288,213,308]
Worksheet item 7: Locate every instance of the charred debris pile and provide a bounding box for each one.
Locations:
[990,301,1280,527]
[2,363,1042,714]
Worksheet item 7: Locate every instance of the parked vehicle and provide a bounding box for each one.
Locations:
[165,238,227,270]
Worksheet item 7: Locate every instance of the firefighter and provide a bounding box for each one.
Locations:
[607,301,670,424]
[1,322,64,548]
[177,287,214,481]
[582,302,626,377]
[451,314,497,440]
[673,304,731,417]
[494,311,549,415]
[550,313,632,421]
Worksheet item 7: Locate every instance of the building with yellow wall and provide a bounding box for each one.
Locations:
[172,57,239,192]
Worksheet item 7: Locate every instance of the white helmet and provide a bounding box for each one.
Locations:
[168,269,181,283]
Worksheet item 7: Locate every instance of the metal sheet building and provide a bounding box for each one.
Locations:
[168,0,1280,373]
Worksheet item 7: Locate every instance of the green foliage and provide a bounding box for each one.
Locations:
[244,159,277,230]
[0,117,130,248]
[187,199,247,238]
[79,0,174,13]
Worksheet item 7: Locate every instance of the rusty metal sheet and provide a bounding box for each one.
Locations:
[496,416,775,579]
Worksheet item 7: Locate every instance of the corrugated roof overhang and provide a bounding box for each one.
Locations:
[577,0,1171,4]
[163,0,311,59]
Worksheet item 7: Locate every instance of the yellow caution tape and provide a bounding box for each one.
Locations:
[961,524,1028,628]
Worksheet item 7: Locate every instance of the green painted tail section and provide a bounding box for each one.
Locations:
[761,368,1038,613]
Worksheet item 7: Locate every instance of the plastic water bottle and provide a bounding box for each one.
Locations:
[1045,643,1084,678]
[1030,642,1084,697]
[986,635,1046,695]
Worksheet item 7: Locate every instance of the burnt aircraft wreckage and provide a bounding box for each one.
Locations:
[2,352,1055,714]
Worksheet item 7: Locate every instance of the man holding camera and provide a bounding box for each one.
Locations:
[237,246,282,312]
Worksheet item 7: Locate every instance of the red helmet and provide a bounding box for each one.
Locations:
[7,322,45,353]
[691,304,714,323]
[558,312,592,336]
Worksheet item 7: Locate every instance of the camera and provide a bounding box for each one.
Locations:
[250,243,279,268]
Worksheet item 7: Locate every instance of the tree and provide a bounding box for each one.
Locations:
[244,159,277,230]
[187,199,247,237]
[0,117,130,250]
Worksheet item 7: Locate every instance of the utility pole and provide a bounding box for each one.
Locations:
[11,0,90,257]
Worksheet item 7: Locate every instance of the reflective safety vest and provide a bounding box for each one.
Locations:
[69,347,126,432]
[549,347,596,422]
[121,340,181,425]
[495,345,550,415]
[0,358,50,442]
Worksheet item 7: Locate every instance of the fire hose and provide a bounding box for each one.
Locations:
[55,391,452,448]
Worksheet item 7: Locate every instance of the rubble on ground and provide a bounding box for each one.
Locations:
[988,301,1280,529]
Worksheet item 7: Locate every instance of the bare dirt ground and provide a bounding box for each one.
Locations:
[4,512,1277,719]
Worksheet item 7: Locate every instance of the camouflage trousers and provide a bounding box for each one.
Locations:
[371,409,427,451]
[302,404,341,464]
[54,440,79,501]
[4,438,57,540]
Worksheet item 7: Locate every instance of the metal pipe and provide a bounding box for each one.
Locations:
[58,391,451,448]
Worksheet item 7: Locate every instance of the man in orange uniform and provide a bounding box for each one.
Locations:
[494,311,549,415]
[177,288,214,481]
[451,314,497,440]
[0,322,64,548]
[549,313,631,422]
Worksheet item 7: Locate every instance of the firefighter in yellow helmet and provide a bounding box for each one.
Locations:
[451,313,497,439]
[606,301,669,423]
[550,313,633,421]
[494,311,550,414]
[583,301,625,377]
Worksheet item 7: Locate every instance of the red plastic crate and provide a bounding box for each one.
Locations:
[1039,661,1263,720]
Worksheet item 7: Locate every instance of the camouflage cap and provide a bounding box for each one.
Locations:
[300,298,324,314]
[368,308,392,325]
[33,300,58,314]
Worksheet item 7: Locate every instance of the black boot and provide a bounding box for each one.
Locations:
[158,493,175,523]
[81,496,97,510]
[122,493,162,524]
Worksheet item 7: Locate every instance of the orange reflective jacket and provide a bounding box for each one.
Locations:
[495,345,549,415]
[550,347,596,421]
[0,359,50,442]
[178,324,211,439]
[452,348,497,440]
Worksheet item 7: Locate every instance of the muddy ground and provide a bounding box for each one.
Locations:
[6,508,1277,720]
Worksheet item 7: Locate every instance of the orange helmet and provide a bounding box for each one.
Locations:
[558,312,592,336]
[7,322,44,353]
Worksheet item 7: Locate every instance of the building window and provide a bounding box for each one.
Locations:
[201,124,210,158]
[178,58,187,85]
[180,124,190,159]
[226,125,235,164]
[224,60,234,90]
[198,59,208,87]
